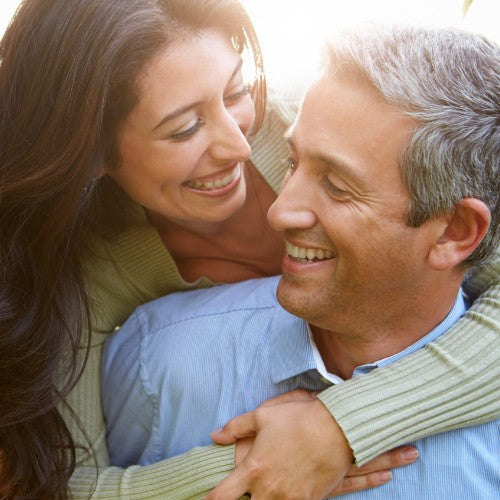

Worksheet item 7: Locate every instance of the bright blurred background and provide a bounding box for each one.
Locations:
[242,0,499,84]
[1,0,498,86]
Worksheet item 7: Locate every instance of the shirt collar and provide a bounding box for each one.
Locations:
[270,288,467,383]
[352,289,468,375]
[269,304,318,384]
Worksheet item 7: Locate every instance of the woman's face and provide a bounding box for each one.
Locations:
[108,29,256,230]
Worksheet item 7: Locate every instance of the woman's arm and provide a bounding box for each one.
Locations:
[68,446,234,499]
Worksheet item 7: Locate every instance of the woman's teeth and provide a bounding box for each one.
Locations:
[186,166,238,191]
[286,241,333,262]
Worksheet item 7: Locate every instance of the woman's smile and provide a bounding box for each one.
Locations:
[183,163,242,196]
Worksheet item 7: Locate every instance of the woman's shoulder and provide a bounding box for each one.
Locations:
[250,80,308,193]
[266,79,308,127]
[81,198,194,333]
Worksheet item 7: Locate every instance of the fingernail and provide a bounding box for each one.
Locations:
[379,470,392,482]
[402,447,419,462]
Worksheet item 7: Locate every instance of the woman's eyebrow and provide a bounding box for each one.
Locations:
[152,101,202,132]
[151,58,244,133]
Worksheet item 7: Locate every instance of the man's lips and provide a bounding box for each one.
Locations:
[286,241,335,262]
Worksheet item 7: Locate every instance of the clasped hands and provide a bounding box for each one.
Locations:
[206,390,418,499]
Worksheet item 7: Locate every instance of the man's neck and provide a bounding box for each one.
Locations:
[311,287,463,380]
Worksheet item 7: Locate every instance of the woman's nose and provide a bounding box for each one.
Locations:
[208,107,253,162]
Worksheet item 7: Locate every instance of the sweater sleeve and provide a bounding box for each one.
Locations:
[68,445,234,499]
[318,254,500,466]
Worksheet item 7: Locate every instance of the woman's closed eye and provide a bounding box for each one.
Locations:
[224,84,250,105]
[165,86,249,143]
[166,119,204,143]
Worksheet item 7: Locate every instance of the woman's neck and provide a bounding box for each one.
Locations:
[150,162,284,283]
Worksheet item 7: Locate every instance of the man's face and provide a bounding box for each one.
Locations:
[268,72,441,333]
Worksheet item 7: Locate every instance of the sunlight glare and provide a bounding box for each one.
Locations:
[242,0,496,84]
[1,0,498,85]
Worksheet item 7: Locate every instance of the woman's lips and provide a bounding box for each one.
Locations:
[183,163,242,196]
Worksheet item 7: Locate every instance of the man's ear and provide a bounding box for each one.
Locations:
[428,198,490,271]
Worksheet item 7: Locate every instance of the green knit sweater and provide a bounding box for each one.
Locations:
[67,85,500,498]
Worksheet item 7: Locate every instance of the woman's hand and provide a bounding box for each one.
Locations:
[207,390,418,499]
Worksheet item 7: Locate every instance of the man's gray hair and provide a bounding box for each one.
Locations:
[324,25,499,267]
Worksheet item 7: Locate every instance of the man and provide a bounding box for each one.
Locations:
[102,25,499,498]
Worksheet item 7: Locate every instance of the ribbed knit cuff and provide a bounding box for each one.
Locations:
[69,444,235,499]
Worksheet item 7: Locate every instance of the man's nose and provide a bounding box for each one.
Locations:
[267,168,317,232]
[208,108,252,162]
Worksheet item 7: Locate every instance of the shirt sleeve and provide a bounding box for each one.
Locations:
[318,253,500,465]
[101,312,156,467]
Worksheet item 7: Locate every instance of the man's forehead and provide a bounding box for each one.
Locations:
[294,71,416,149]
[304,70,391,113]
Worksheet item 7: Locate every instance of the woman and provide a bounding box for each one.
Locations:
[0,0,498,498]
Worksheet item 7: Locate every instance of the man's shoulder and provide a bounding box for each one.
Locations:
[132,275,282,335]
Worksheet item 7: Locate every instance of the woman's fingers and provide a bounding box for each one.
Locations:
[347,446,419,475]
[329,470,393,496]
[327,447,419,497]
[211,411,258,445]
[205,466,250,500]
[211,390,317,444]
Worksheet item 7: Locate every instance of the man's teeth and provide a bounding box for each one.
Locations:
[186,167,238,191]
[286,241,333,262]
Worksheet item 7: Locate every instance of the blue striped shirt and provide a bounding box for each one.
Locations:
[102,276,499,499]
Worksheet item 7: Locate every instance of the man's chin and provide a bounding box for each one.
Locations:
[276,278,317,320]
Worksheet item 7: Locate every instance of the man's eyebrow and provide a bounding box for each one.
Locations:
[152,58,244,132]
[285,135,367,189]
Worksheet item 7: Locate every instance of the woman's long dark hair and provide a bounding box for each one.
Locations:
[0,0,265,497]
